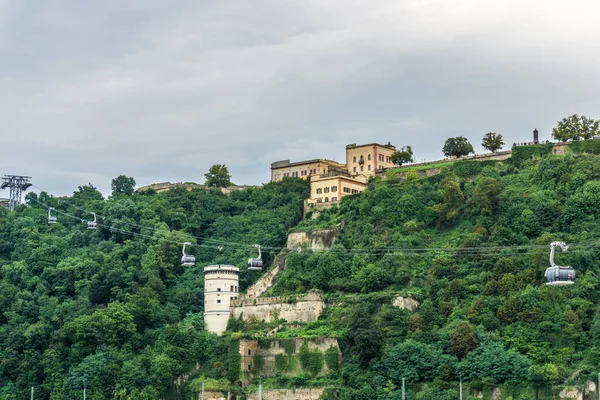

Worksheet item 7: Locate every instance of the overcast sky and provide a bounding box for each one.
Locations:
[1,0,600,196]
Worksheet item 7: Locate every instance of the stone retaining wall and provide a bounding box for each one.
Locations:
[246,388,324,400]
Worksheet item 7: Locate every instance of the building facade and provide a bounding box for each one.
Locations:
[345,142,397,177]
[270,159,345,182]
[270,142,396,205]
[204,265,240,335]
[308,175,367,205]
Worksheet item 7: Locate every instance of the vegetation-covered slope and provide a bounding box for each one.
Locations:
[0,179,308,399]
[264,148,600,399]
[3,145,600,399]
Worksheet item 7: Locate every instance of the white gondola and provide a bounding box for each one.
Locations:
[48,207,57,225]
[87,212,97,230]
[544,241,576,286]
[247,244,263,270]
[181,242,196,267]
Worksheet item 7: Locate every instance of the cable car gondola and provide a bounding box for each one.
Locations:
[247,244,263,270]
[48,207,57,225]
[181,242,196,267]
[87,212,97,230]
[544,241,576,286]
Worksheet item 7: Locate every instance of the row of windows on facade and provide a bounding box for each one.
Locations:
[315,197,338,203]
[352,154,391,163]
[282,168,321,178]
[214,286,238,292]
[211,295,238,304]
[205,270,239,275]
[315,185,337,194]
[352,164,379,173]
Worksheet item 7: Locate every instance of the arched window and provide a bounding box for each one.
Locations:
[353,156,356,162]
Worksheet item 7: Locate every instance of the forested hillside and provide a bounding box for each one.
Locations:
[3,144,600,399]
[268,145,600,399]
[0,180,308,399]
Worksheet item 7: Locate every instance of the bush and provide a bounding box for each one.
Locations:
[510,143,554,165]
[298,343,324,377]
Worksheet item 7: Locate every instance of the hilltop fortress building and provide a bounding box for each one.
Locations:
[204,265,239,334]
[271,142,396,205]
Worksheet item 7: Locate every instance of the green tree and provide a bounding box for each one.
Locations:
[111,175,136,196]
[391,146,414,166]
[460,341,531,384]
[481,132,504,153]
[435,175,464,225]
[449,321,478,359]
[379,340,458,383]
[471,177,501,216]
[552,114,600,142]
[204,164,233,187]
[442,136,474,158]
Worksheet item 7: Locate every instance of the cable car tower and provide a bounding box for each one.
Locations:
[1,175,32,211]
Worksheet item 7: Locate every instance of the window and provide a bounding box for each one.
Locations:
[353,167,356,172]
[379,155,384,161]
[386,157,390,163]
[230,285,234,291]
[331,197,337,202]
[217,299,221,304]
[235,286,238,292]
[324,187,330,193]
[353,156,356,162]
[248,364,252,370]
[324,197,329,202]
[360,166,364,171]
[217,288,221,292]
[368,154,371,160]
[317,199,322,203]
[343,187,351,193]
[352,189,359,194]
[248,350,252,355]
[230,296,233,300]
[316,188,322,194]
[368,164,371,170]
[331,186,337,191]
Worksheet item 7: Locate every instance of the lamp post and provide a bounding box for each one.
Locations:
[460,373,463,400]
[402,377,405,400]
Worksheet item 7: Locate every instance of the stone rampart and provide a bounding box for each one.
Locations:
[246,388,324,400]
[287,228,340,251]
[375,150,512,179]
[197,391,227,400]
[136,182,260,194]
[240,337,340,384]
[231,292,323,323]
[245,265,281,299]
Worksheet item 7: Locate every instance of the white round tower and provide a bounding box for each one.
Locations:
[203,264,240,335]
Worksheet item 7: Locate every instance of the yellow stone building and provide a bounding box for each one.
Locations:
[345,142,397,178]
[270,159,345,182]
[308,174,368,205]
[271,142,396,205]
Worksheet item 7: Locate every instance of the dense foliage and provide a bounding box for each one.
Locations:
[4,145,600,399]
[270,149,600,399]
[0,179,308,399]
[442,136,474,158]
[552,114,600,142]
[481,132,504,153]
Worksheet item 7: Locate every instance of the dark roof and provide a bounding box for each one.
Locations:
[345,142,396,150]
[270,159,342,169]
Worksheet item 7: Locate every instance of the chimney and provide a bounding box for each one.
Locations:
[533,129,539,144]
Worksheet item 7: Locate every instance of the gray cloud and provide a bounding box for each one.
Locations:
[1,0,600,196]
